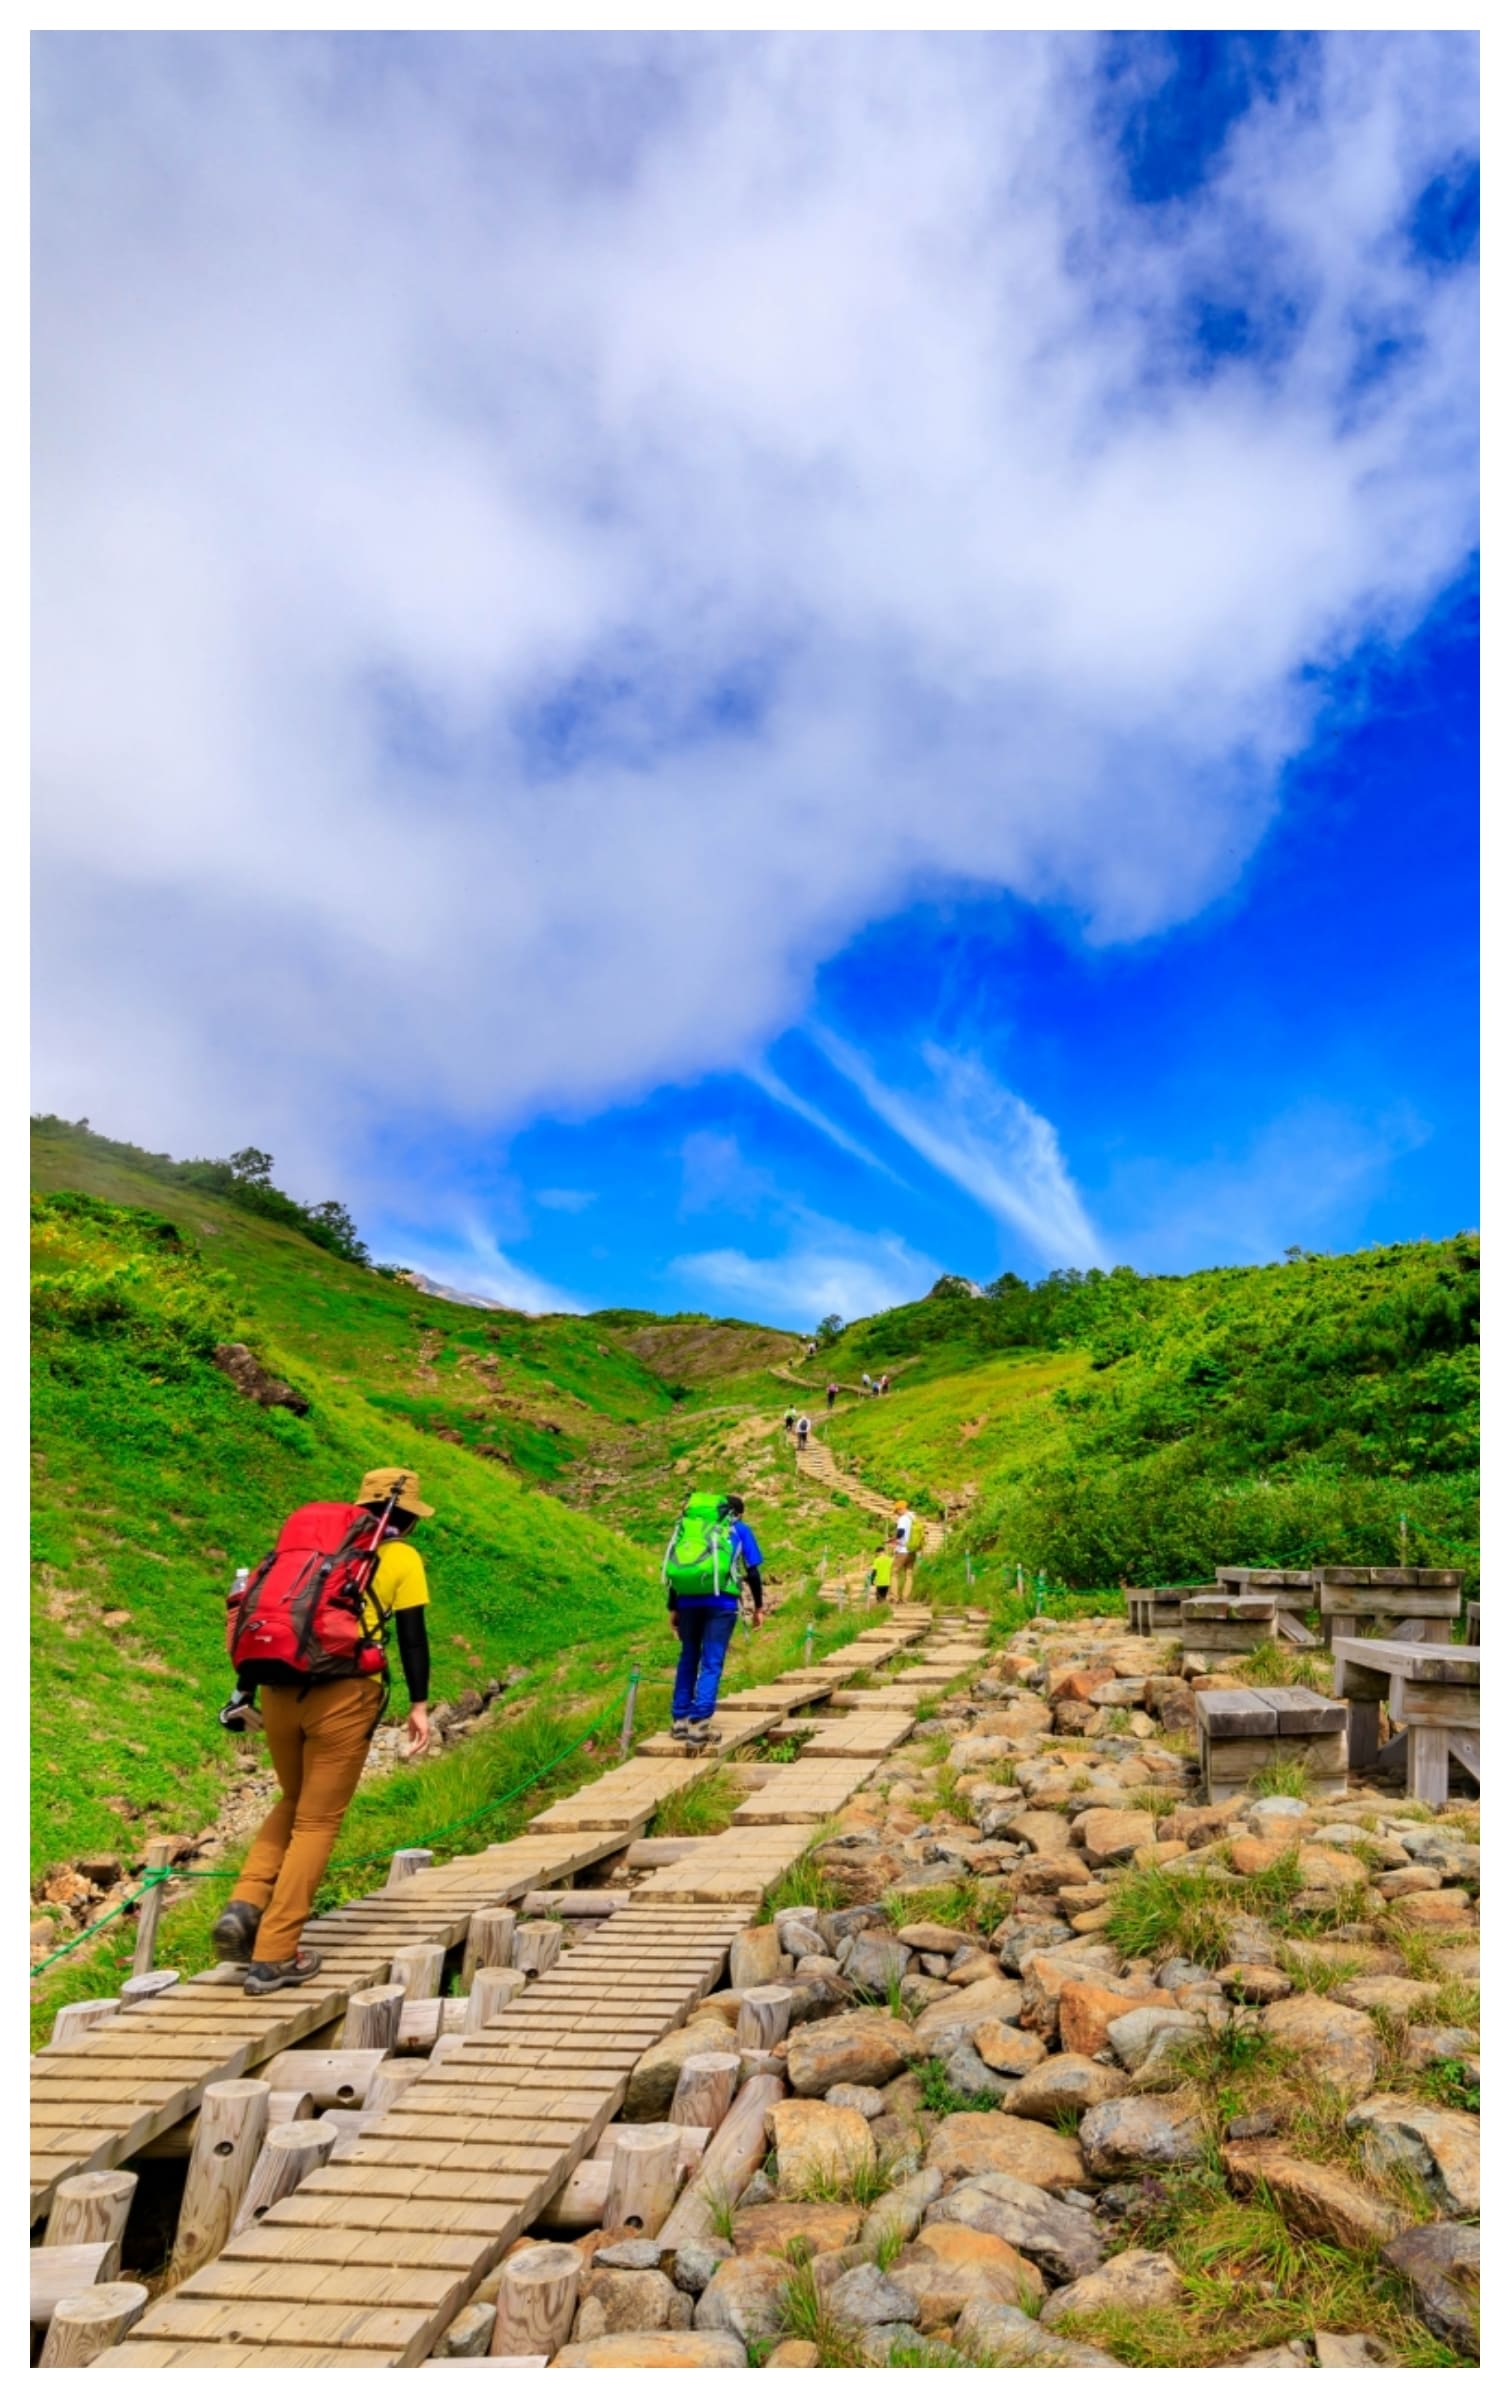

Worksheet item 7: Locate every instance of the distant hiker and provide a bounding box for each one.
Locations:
[796,1414,811,1452]
[867,1542,894,1599]
[860,1372,873,1396]
[784,1405,797,1437]
[806,1340,817,1358]
[214,1467,434,1994]
[879,1372,891,1396]
[892,1501,917,1599]
[826,1381,838,1412]
[663,1492,764,1745]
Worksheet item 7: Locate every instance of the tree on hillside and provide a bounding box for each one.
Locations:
[228,1146,275,1187]
[815,1313,844,1347]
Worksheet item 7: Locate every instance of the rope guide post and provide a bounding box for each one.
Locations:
[619,1667,641,1760]
[131,1838,175,1978]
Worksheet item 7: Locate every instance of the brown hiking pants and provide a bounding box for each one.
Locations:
[232,1677,383,1962]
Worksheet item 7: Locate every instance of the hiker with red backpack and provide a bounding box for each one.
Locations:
[663,1492,763,1746]
[213,1467,435,1994]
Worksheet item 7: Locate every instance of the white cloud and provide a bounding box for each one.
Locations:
[814,1030,1105,1268]
[535,1188,597,1213]
[745,1060,907,1184]
[676,1225,941,1328]
[31,34,1478,1205]
[377,1214,582,1315]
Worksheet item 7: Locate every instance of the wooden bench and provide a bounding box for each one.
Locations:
[1195,1687,1348,1804]
[1216,1567,1320,1648]
[1316,1567,1462,1650]
[1124,1585,1218,1635]
[1331,1636,1480,1804]
[1180,1594,1278,1655]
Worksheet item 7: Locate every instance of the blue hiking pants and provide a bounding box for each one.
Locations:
[672,1604,738,1722]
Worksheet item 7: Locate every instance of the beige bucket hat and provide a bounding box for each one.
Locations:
[356,1467,434,1518]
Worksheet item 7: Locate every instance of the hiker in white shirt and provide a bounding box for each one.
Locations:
[892,1504,917,1598]
[796,1414,811,1451]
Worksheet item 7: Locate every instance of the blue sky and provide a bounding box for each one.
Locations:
[32,33,1478,1325]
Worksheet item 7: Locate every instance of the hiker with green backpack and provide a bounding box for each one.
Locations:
[663,1491,764,1745]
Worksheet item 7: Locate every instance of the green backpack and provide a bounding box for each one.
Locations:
[663,1491,743,1602]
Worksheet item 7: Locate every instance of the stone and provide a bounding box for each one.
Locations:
[1079,2092,1206,2177]
[1376,1865,1443,1897]
[784,2013,920,2095]
[1075,1808,1153,1867]
[1336,1973,1436,2020]
[438,2302,496,2357]
[926,2112,1089,2190]
[1382,2223,1479,2354]
[731,2202,862,2258]
[912,1975,1026,2055]
[1222,1914,1278,1969]
[872,2113,924,2176]
[1228,1835,1294,1877]
[1313,2331,1391,2367]
[913,2220,1045,2292]
[1260,1994,1379,2098]
[1404,2025,1477,2070]
[578,2266,681,2334]
[974,2021,1048,2075]
[1234,2340,1313,2367]
[824,2081,885,2118]
[670,2239,733,2293]
[947,1950,1004,1986]
[1222,2142,1410,2249]
[769,2099,877,2199]
[952,2298,1125,2367]
[826,2260,920,2329]
[1345,2097,1479,2216]
[897,1920,973,1953]
[778,1917,829,1961]
[999,1919,1075,1971]
[843,1931,912,1997]
[1008,1809,1073,1854]
[1107,2006,1203,2073]
[555,2329,748,2367]
[854,2324,955,2364]
[1391,1888,1473,1929]
[625,2020,740,2119]
[592,2241,662,2271]
[693,2256,790,2339]
[941,2044,1014,2102]
[763,2339,819,2366]
[927,2174,1105,2282]
[730,1925,784,1988]
[1059,1981,1179,2058]
[1294,1843,1369,1892]
[1039,2247,1185,2326]
[1215,1964,1292,2003]
[1004,2055,1129,2123]
[1246,1796,1311,1835]
[891,2237,1043,2329]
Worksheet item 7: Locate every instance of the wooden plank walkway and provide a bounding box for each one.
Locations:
[524,1757,706,1835]
[108,1905,753,2368]
[628,1823,815,1903]
[638,1708,786,1757]
[801,1709,916,1757]
[29,1830,632,2221]
[730,1761,874,1823]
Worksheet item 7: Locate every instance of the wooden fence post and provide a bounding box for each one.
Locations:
[130,1838,174,1977]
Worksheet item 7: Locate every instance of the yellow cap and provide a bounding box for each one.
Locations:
[355,1467,434,1519]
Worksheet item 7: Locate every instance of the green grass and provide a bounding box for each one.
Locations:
[910,2056,1000,2116]
[1418,2059,1479,2113]
[647,1767,741,1838]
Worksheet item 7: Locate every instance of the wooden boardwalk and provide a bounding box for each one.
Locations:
[106,1905,752,2368]
[730,1759,874,1824]
[29,1830,632,2221]
[802,1709,916,1757]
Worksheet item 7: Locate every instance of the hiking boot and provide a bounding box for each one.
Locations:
[670,1719,693,1742]
[211,1900,264,1965]
[686,1722,716,1748]
[243,1949,323,1995]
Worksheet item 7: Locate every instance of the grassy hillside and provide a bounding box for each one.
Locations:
[803,1242,1480,1598]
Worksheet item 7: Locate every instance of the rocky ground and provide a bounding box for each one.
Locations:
[462,1614,1478,2369]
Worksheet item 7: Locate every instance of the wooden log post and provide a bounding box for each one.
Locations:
[166,2078,271,2289]
[387,1847,435,1886]
[38,2282,149,2368]
[491,2243,582,2359]
[595,2123,711,2173]
[232,2118,338,2234]
[340,1982,406,2053]
[511,1921,564,1977]
[50,1997,120,2048]
[367,2056,430,2117]
[603,2124,685,2238]
[30,2243,112,2327]
[460,1908,517,1992]
[397,1996,467,2052]
[735,1984,792,2051]
[464,1965,527,2032]
[669,2052,741,2131]
[42,2169,137,2276]
[266,2089,316,2130]
[130,1837,175,1978]
[533,2157,611,2232]
[655,2073,784,2251]
[391,1941,446,2000]
[262,2048,389,2109]
[119,1967,181,2007]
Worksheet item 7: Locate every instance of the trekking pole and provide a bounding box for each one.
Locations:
[619,1669,640,1760]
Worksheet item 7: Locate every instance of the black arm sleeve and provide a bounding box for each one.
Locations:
[394,1607,431,1704]
[745,1566,764,1608]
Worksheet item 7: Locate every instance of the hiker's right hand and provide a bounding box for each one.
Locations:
[403,1703,431,1760]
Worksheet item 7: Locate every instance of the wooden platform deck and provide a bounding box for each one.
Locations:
[627,1823,815,1903]
[524,1758,707,1835]
[29,1830,632,2221]
[637,1708,786,1757]
[729,1760,874,1824]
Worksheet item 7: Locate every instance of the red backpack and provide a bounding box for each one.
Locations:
[227,1502,390,1688]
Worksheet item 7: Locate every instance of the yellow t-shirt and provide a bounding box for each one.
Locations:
[363,1538,429,1637]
